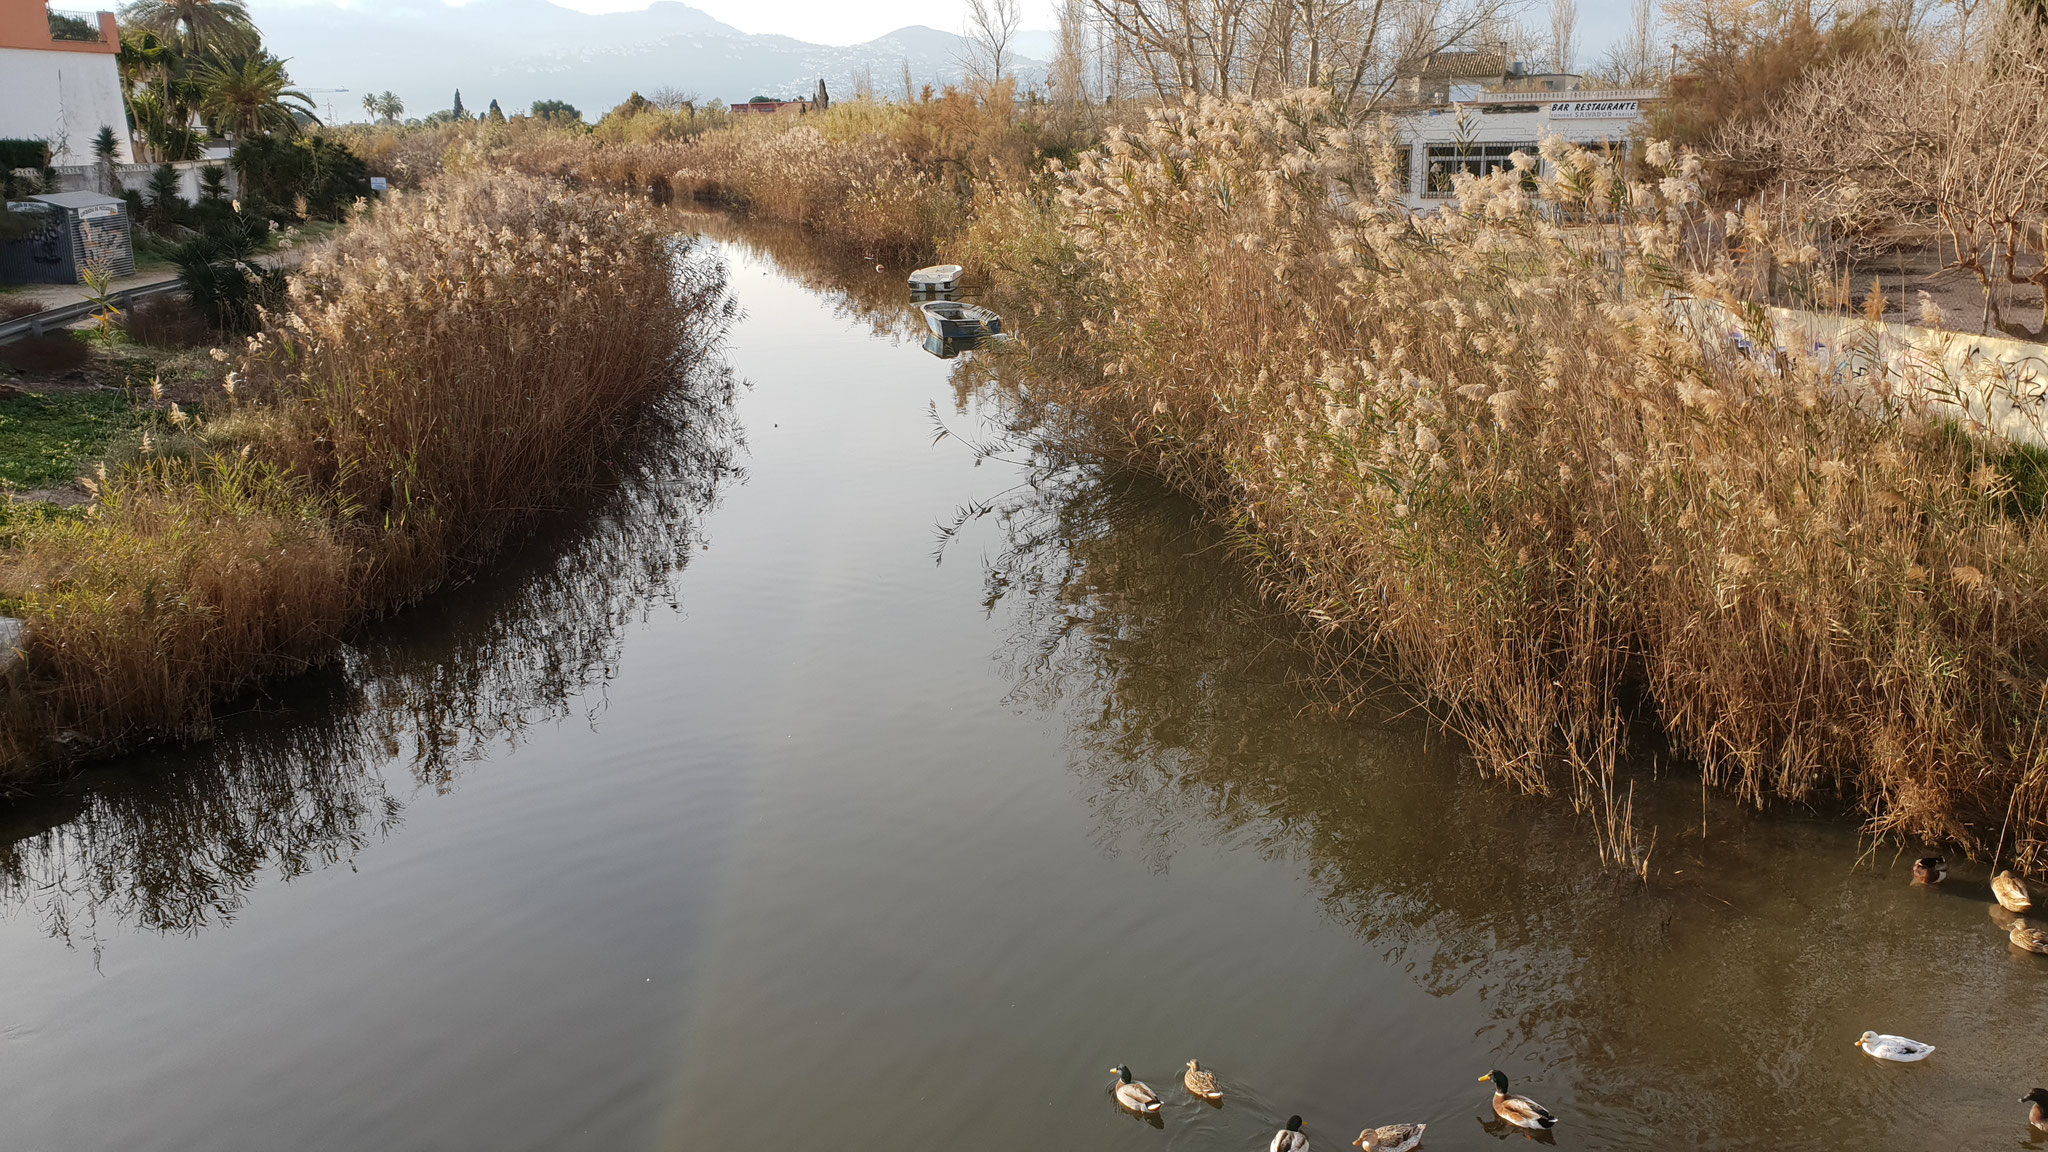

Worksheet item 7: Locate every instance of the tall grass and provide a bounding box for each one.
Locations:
[963,92,2048,873]
[0,170,731,784]
[352,88,1070,261]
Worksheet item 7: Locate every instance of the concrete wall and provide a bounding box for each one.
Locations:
[53,159,239,203]
[0,47,134,166]
[1671,295,2048,448]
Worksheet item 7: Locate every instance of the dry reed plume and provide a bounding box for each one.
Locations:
[0,169,731,784]
[964,91,2048,874]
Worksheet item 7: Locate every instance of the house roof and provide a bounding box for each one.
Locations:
[1404,51,1506,80]
[29,191,125,209]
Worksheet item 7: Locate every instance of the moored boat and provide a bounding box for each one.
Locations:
[920,300,1003,340]
[908,264,963,292]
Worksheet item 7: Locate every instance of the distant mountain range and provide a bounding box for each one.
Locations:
[248,0,1049,122]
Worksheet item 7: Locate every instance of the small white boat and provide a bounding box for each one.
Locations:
[908,263,962,292]
[920,300,1002,340]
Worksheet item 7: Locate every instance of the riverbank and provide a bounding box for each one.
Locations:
[0,169,731,787]
[959,96,2048,874]
[520,93,2048,874]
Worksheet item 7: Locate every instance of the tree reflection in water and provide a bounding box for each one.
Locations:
[0,358,742,950]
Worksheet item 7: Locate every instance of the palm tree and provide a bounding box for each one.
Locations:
[195,53,317,139]
[120,0,257,55]
[362,90,403,123]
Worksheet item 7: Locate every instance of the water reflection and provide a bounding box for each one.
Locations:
[670,210,929,343]
[0,361,741,949]
[968,441,2048,1147]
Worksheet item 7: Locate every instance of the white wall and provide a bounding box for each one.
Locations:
[52,158,238,203]
[0,47,134,166]
[1390,106,1639,209]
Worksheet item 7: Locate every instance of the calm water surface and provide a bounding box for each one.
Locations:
[2,220,2044,1151]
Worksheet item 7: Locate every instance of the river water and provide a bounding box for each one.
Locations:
[1,220,2044,1151]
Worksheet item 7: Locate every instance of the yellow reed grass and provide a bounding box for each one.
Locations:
[964,91,2048,874]
[0,169,730,783]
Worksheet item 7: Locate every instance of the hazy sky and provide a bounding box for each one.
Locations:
[256,0,1633,63]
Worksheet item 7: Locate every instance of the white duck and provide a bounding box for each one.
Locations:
[1854,1031,1935,1062]
[1111,1066,1162,1114]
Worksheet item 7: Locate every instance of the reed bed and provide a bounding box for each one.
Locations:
[0,169,731,784]
[962,91,2048,873]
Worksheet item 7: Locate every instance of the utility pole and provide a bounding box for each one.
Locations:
[301,87,351,124]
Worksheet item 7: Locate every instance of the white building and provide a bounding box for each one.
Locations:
[0,0,134,166]
[1381,53,1655,211]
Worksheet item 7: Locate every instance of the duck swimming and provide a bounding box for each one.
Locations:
[1994,870,2034,913]
[1270,1115,1310,1152]
[1352,1122,1426,1152]
[1111,1066,1161,1114]
[1183,1059,1222,1102]
[2011,921,2048,954]
[2023,1087,2048,1131]
[1913,856,1948,885]
[1479,1070,1557,1130]
[1854,1031,1935,1061]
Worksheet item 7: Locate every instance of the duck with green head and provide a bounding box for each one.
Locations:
[2023,1088,2048,1131]
[1270,1114,1309,1152]
[1479,1070,1557,1130]
[1110,1066,1161,1114]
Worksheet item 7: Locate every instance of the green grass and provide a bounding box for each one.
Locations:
[0,388,140,489]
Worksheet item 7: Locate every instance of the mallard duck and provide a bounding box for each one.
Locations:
[1913,856,1948,885]
[1111,1066,1161,1114]
[1994,870,2034,912]
[2011,920,2048,954]
[2022,1087,2048,1131]
[1352,1122,1426,1152]
[1479,1070,1557,1130]
[1183,1059,1222,1101]
[1854,1031,1935,1061]
[1270,1115,1309,1152]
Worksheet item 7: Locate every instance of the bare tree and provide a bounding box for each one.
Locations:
[1087,0,1507,111]
[1595,0,1660,84]
[647,86,698,113]
[1730,22,2048,336]
[963,0,1024,92]
[1052,0,1093,110]
[1549,0,1577,70]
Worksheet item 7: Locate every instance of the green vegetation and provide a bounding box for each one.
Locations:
[528,99,582,123]
[0,390,139,489]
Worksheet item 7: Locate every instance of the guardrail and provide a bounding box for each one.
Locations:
[0,278,183,345]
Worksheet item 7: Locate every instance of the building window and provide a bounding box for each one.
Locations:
[1423,142,1538,198]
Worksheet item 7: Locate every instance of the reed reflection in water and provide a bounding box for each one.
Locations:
[0,359,740,949]
[0,223,2043,1152]
[965,427,2048,1150]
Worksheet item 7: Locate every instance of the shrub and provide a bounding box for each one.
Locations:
[231,135,372,221]
[0,334,91,375]
[172,214,286,333]
[121,292,211,348]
